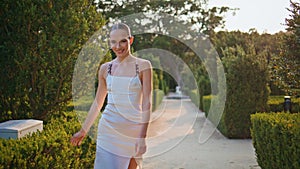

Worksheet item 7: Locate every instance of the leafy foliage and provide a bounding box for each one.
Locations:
[97,0,230,35]
[211,30,283,59]
[152,89,165,111]
[218,45,270,138]
[270,1,300,95]
[0,0,106,121]
[211,30,290,96]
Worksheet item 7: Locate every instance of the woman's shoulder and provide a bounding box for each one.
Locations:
[136,57,152,70]
[98,61,112,77]
[99,62,111,71]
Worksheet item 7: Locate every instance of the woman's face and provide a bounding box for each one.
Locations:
[109,29,133,58]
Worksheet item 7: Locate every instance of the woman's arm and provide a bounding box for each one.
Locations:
[135,60,152,156]
[81,64,108,132]
[139,60,153,138]
[70,63,108,146]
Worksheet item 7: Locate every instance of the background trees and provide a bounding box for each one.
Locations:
[270,0,300,95]
[97,0,229,35]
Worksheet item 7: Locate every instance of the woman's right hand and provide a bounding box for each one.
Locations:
[70,129,87,146]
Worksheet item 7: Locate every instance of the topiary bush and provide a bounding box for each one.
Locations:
[203,95,212,115]
[152,89,165,111]
[187,89,200,109]
[0,111,96,168]
[251,112,300,169]
[217,45,269,138]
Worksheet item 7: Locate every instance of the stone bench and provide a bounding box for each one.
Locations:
[0,119,43,139]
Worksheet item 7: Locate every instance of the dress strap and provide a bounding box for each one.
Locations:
[108,63,112,75]
[135,60,139,76]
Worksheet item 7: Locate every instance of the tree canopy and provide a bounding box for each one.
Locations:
[270,0,300,95]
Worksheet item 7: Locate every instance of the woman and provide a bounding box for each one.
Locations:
[70,23,152,169]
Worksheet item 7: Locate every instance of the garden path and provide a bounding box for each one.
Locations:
[143,93,260,169]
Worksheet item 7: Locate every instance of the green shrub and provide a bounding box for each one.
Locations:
[251,113,300,169]
[0,0,106,121]
[0,111,96,168]
[187,89,200,108]
[215,46,269,138]
[152,89,165,111]
[186,90,211,113]
[203,95,212,115]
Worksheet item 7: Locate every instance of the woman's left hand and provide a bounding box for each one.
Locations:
[135,138,147,157]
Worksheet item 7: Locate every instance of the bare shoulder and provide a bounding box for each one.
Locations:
[98,62,112,78]
[136,57,152,71]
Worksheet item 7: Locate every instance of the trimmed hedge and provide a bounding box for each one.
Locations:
[251,113,300,169]
[152,89,165,111]
[203,95,212,115]
[187,89,211,112]
[187,89,200,109]
[0,112,96,169]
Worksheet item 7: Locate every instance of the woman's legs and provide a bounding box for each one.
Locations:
[127,157,137,169]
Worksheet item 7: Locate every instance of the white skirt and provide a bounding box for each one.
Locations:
[94,147,142,169]
[94,105,143,169]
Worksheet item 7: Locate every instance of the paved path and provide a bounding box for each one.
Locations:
[143,94,260,169]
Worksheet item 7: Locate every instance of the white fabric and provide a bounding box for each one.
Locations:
[95,74,143,169]
[94,147,142,169]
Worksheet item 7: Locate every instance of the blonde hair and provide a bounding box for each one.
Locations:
[110,23,132,37]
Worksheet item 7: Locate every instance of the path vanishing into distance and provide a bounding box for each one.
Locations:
[143,93,261,169]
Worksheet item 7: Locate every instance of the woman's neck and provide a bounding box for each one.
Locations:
[115,54,134,63]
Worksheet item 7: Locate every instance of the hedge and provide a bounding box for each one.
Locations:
[215,46,270,138]
[187,89,211,112]
[251,113,300,169]
[202,95,299,140]
[152,89,165,111]
[203,95,212,115]
[0,112,96,169]
[187,89,199,108]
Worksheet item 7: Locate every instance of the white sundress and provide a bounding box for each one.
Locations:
[94,62,143,169]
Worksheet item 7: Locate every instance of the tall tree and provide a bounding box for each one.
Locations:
[270,0,300,95]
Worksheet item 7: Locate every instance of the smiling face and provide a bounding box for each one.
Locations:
[109,29,133,58]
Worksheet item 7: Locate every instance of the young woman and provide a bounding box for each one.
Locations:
[70,23,152,169]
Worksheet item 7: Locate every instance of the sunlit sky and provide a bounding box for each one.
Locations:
[207,0,291,34]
